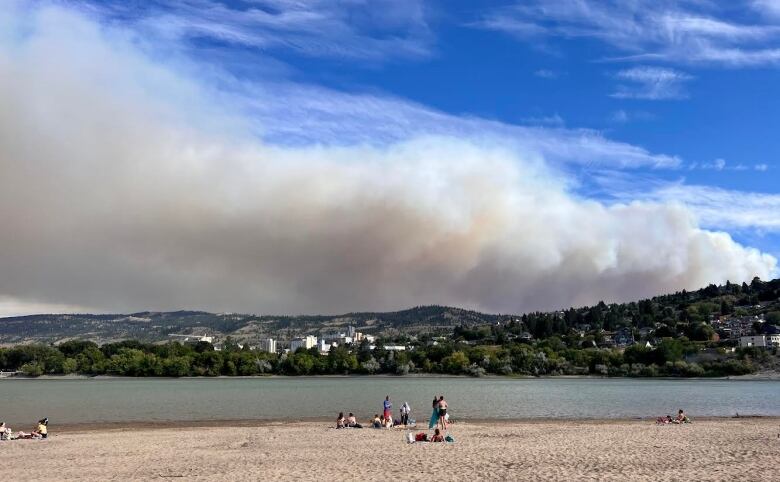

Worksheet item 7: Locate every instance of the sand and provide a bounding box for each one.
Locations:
[1,419,778,481]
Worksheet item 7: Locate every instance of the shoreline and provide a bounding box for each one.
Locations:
[45,414,780,433]
[3,372,779,380]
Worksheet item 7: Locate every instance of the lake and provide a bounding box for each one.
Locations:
[1,377,778,426]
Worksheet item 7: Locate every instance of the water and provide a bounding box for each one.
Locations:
[1,377,778,426]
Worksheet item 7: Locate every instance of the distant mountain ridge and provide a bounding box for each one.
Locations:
[2,277,779,346]
[0,305,499,345]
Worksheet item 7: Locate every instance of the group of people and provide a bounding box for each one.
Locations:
[335,396,414,430]
[656,409,691,424]
[335,394,453,444]
[428,395,449,431]
[0,418,49,440]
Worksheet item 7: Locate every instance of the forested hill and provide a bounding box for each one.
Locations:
[0,305,499,345]
[1,277,778,346]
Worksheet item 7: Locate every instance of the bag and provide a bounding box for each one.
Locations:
[405,432,414,444]
[445,434,455,443]
[415,432,428,442]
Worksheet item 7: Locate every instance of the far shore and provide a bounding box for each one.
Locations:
[3,371,780,381]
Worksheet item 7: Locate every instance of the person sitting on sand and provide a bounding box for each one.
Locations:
[336,412,346,429]
[431,428,444,442]
[383,414,394,428]
[33,418,48,439]
[0,422,9,441]
[674,409,690,424]
[372,414,382,429]
[346,413,362,428]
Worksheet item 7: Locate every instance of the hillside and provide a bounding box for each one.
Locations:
[1,277,778,347]
[0,305,498,345]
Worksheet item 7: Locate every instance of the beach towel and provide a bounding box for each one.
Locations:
[428,408,439,429]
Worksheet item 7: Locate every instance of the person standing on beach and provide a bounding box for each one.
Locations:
[428,396,439,429]
[400,401,411,426]
[437,396,448,431]
[383,395,392,421]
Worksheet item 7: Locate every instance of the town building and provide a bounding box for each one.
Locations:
[258,338,277,354]
[290,335,317,351]
[168,334,214,344]
[740,334,780,348]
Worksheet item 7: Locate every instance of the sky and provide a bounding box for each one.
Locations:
[0,0,779,317]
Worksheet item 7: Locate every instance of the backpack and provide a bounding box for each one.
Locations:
[445,434,455,443]
[415,432,428,442]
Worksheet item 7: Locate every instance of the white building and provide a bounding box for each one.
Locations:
[258,338,277,354]
[740,334,780,348]
[290,335,317,352]
[168,334,214,344]
[318,339,334,353]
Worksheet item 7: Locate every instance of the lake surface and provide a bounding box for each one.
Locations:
[1,377,778,426]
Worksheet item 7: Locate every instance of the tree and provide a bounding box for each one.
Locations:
[442,351,469,374]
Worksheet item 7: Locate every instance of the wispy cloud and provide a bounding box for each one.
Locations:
[474,1,780,67]
[71,0,435,62]
[534,69,559,78]
[595,173,780,233]
[611,66,693,100]
[609,109,655,123]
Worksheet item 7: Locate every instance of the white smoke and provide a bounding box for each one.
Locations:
[0,4,775,316]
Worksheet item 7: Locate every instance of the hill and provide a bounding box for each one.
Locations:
[1,277,778,347]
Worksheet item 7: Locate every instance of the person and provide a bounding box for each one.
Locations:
[431,428,444,442]
[0,422,8,441]
[372,414,382,429]
[383,396,392,421]
[33,418,48,439]
[675,409,690,424]
[400,401,411,426]
[437,396,448,431]
[428,397,439,429]
[336,412,346,429]
[346,413,362,428]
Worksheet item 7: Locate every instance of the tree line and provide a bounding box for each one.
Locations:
[0,337,770,378]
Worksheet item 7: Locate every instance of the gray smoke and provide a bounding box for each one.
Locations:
[0,5,775,316]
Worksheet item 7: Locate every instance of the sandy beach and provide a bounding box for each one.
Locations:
[2,419,778,481]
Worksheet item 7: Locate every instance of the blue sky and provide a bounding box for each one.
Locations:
[83,0,780,250]
[0,0,779,316]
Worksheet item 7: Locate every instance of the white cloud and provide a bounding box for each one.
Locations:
[612,66,693,100]
[71,0,434,62]
[474,1,780,67]
[0,2,775,317]
[753,0,780,19]
[520,113,565,126]
[600,177,780,233]
[755,163,769,171]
